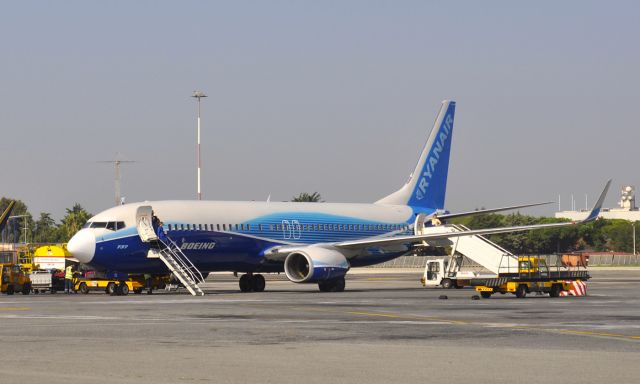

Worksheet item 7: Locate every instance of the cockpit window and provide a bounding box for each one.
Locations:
[88,221,125,231]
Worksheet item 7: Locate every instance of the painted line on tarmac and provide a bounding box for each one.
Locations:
[557,329,640,340]
[0,307,30,311]
[341,309,640,342]
[348,311,469,324]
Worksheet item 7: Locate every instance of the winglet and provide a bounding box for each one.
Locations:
[582,179,612,223]
[0,201,16,232]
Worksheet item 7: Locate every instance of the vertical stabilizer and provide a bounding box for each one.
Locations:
[375,100,456,210]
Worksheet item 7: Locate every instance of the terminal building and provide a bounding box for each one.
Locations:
[556,185,640,222]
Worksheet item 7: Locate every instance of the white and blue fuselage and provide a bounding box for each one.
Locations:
[71,200,426,274]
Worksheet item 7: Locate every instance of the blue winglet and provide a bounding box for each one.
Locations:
[582,179,612,223]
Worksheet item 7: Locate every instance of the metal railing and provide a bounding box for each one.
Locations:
[158,237,205,286]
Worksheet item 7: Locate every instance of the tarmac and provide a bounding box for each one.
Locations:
[0,269,639,383]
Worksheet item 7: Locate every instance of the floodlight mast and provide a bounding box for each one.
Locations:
[192,90,207,200]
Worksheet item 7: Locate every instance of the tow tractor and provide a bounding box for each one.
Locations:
[1,263,32,295]
[73,274,168,295]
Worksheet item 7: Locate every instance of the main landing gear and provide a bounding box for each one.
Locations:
[318,276,346,292]
[239,273,266,292]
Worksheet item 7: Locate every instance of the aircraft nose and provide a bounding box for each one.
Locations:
[67,229,96,263]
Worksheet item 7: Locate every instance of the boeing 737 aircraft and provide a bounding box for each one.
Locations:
[67,101,610,293]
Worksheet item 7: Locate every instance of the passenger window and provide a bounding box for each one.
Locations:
[259,224,263,231]
[269,224,274,231]
[223,224,227,231]
[168,224,172,231]
[247,224,251,231]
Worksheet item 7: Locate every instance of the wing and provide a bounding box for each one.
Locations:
[336,179,610,250]
[264,180,611,261]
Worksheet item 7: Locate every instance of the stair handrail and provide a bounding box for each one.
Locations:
[158,237,205,285]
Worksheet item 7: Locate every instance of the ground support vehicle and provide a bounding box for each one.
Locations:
[1,264,32,295]
[418,224,589,298]
[418,222,517,289]
[473,255,589,299]
[74,275,167,295]
[29,270,64,293]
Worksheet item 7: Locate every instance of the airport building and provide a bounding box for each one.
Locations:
[556,185,640,222]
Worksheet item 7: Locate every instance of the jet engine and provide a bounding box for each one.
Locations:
[284,246,350,283]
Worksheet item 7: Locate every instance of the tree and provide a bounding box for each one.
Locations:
[292,192,322,202]
[34,212,59,243]
[59,204,92,241]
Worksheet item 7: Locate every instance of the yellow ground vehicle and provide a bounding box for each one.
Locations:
[475,255,588,299]
[74,278,142,295]
[74,275,167,295]
[1,264,32,295]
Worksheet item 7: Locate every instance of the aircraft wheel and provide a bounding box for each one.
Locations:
[332,277,346,292]
[239,274,252,292]
[318,277,345,292]
[251,274,266,292]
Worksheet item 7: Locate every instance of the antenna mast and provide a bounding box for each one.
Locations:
[97,156,136,206]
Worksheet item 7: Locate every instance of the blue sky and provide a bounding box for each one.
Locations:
[1,1,638,219]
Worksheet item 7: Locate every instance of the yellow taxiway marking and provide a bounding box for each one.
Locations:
[364,278,396,281]
[343,310,640,341]
[347,311,468,324]
[0,307,30,311]
[558,329,640,340]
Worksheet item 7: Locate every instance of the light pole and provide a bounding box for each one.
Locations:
[192,90,207,200]
[9,215,29,243]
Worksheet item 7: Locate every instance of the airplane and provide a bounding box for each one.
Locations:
[0,201,16,232]
[67,100,611,293]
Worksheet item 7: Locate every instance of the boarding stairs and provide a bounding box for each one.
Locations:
[136,206,205,296]
[416,222,518,275]
[156,238,205,296]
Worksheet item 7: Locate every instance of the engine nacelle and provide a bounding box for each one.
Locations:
[284,246,350,283]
